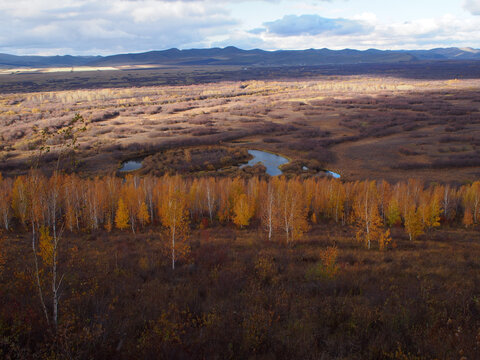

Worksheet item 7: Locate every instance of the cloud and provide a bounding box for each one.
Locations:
[0,0,238,55]
[464,0,480,15]
[262,14,372,37]
[1,0,480,55]
[247,12,480,51]
[212,31,267,49]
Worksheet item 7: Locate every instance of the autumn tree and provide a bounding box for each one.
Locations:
[204,177,217,224]
[353,181,390,250]
[38,224,64,328]
[138,201,150,228]
[44,171,65,329]
[233,193,255,228]
[463,208,474,228]
[115,198,130,230]
[218,177,244,224]
[463,182,480,225]
[63,175,82,232]
[159,181,190,270]
[278,178,309,243]
[377,180,391,223]
[25,171,50,327]
[439,184,457,223]
[404,205,424,241]
[327,180,346,223]
[142,175,156,224]
[260,180,278,241]
[386,198,401,227]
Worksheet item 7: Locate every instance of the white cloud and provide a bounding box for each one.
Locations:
[1,0,480,55]
[250,13,480,50]
[464,0,480,15]
[0,0,238,55]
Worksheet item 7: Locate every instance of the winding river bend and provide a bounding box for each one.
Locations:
[119,149,341,178]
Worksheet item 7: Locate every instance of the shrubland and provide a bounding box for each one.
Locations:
[1,77,480,182]
[1,172,480,358]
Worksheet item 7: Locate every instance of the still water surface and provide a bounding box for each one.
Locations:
[240,150,289,176]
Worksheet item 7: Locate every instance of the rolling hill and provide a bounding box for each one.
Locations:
[1,47,480,69]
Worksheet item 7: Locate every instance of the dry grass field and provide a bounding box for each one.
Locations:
[1,75,480,182]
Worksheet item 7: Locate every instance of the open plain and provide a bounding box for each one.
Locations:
[1,69,480,183]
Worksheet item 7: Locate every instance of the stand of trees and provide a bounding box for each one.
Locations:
[2,172,480,358]
[1,172,477,249]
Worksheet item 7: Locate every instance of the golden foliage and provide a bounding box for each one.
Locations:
[137,201,150,227]
[233,193,254,228]
[405,206,424,241]
[115,198,129,230]
[38,226,54,266]
[463,208,474,228]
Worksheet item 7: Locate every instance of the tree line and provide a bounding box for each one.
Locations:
[1,172,479,245]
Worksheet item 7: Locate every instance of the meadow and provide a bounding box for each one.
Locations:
[1,66,480,359]
[1,74,480,182]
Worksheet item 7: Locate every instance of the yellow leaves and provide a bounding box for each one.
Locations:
[172,241,192,266]
[115,198,129,230]
[386,198,401,227]
[277,178,309,243]
[104,218,113,233]
[137,201,150,227]
[420,192,441,230]
[463,208,474,228]
[159,188,189,233]
[38,226,54,266]
[233,193,254,228]
[306,245,339,280]
[157,180,190,269]
[462,181,480,224]
[404,206,424,241]
[379,229,391,251]
[320,246,339,277]
[354,181,381,249]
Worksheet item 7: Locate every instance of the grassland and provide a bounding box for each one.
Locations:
[1,74,480,182]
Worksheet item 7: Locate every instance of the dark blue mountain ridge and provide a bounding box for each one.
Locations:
[1,47,479,68]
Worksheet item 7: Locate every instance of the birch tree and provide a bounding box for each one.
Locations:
[159,182,189,270]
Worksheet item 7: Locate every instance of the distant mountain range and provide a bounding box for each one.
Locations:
[1,47,480,68]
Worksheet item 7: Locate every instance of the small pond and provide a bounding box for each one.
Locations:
[119,160,142,172]
[240,150,289,176]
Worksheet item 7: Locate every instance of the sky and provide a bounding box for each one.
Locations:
[1,0,480,55]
